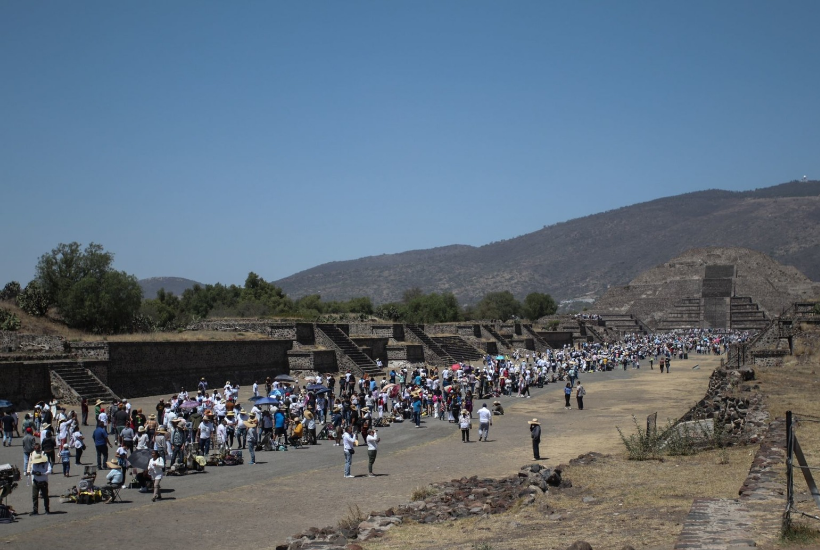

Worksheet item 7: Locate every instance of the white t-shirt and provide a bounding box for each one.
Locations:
[477,408,492,424]
[199,421,214,439]
[366,433,380,451]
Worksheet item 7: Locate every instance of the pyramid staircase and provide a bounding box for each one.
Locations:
[730,297,768,330]
[521,324,552,350]
[50,362,119,402]
[404,325,455,366]
[316,324,383,377]
[482,324,513,350]
[431,336,484,362]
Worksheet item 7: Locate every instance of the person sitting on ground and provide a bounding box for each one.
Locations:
[492,401,504,415]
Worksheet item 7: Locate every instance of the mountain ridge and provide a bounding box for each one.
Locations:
[274,180,820,305]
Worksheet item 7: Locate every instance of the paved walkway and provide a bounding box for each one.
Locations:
[0,356,716,549]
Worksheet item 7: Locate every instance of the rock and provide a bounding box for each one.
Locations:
[546,471,563,487]
[566,541,593,550]
[582,497,597,504]
[739,367,755,381]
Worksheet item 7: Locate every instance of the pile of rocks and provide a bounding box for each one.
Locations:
[277,464,569,550]
[678,367,768,444]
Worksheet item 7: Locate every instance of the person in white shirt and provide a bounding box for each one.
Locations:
[136,426,149,450]
[253,381,259,397]
[28,446,52,515]
[216,419,228,452]
[477,403,493,442]
[148,449,164,502]
[342,425,356,478]
[365,429,381,477]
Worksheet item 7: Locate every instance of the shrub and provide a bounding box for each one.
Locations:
[410,485,437,501]
[617,415,662,460]
[0,308,21,331]
[337,504,365,531]
[0,281,21,301]
[17,281,50,316]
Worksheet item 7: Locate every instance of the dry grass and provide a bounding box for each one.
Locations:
[365,449,753,550]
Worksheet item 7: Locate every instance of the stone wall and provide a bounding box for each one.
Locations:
[92,340,293,397]
[386,344,425,363]
[50,370,81,405]
[68,341,109,360]
[350,337,389,364]
[0,333,65,353]
[287,350,337,373]
[0,362,52,409]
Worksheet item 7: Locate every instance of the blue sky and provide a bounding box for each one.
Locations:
[2,1,819,288]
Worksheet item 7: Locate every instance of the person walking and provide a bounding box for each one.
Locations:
[342,425,356,478]
[564,383,572,409]
[22,427,36,475]
[477,403,492,442]
[366,428,380,477]
[148,449,164,502]
[459,410,472,443]
[28,446,52,515]
[529,419,542,460]
[576,383,586,411]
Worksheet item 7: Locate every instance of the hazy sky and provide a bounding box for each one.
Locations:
[3,2,819,287]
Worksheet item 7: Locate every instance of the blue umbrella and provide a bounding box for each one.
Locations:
[254,397,280,406]
[306,384,329,392]
[496,355,505,361]
[0,400,12,409]
[271,389,284,397]
[248,395,265,402]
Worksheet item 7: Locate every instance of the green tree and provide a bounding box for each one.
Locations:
[473,291,521,320]
[0,281,21,301]
[404,292,461,323]
[522,292,558,320]
[61,271,143,333]
[0,308,21,331]
[17,280,50,316]
[33,242,142,332]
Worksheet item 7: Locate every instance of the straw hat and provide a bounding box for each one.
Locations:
[95,400,104,406]
[226,411,235,417]
[138,426,146,433]
[41,423,51,430]
[332,405,342,412]
[106,460,121,469]
[148,414,156,420]
[239,409,247,415]
[303,410,314,420]
[493,401,501,405]
[157,427,167,434]
[528,418,540,425]
[245,418,258,428]
[31,453,49,465]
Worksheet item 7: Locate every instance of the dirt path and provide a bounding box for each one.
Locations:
[0,355,718,549]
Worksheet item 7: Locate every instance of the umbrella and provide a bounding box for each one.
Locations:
[384,384,400,398]
[180,400,200,409]
[127,450,153,470]
[248,395,265,402]
[274,374,296,383]
[254,397,280,406]
[450,364,461,370]
[0,400,13,409]
[306,384,329,392]
[270,389,284,397]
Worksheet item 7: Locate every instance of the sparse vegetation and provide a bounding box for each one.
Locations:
[0,308,21,331]
[337,503,365,531]
[410,485,437,501]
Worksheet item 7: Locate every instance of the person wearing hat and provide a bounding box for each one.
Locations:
[136,425,149,451]
[105,459,124,497]
[154,427,168,471]
[235,409,249,450]
[168,419,186,467]
[459,409,472,443]
[529,419,542,460]
[28,443,52,515]
[492,401,504,416]
[303,409,316,445]
[197,414,214,455]
[245,414,259,465]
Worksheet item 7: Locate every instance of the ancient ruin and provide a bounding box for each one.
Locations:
[592,247,819,330]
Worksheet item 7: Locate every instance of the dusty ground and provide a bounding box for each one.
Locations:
[0,355,716,550]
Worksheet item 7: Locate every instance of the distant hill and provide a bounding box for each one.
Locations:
[138,277,202,300]
[275,180,820,305]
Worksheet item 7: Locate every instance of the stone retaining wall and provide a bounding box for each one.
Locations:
[68,341,109,360]
[0,333,65,353]
[386,345,424,362]
[287,350,337,373]
[0,362,52,409]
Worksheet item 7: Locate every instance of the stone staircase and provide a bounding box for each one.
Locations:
[598,314,648,334]
[404,325,455,366]
[431,336,484,362]
[730,297,769,330]
[521,324,552,350]
[481,324,513,351]
[658,298,702,330]
[50,362,119,402]
[316,324,383,377]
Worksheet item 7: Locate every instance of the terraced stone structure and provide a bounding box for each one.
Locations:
[593,247,819,330]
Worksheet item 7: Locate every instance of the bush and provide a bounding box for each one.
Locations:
[617,415,662,460]
[410,485,437,501]
[0,281,21,301]
[17,281,50,316]
[0,308,21,331]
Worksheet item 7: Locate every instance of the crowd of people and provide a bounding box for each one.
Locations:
[8,327,747,514]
